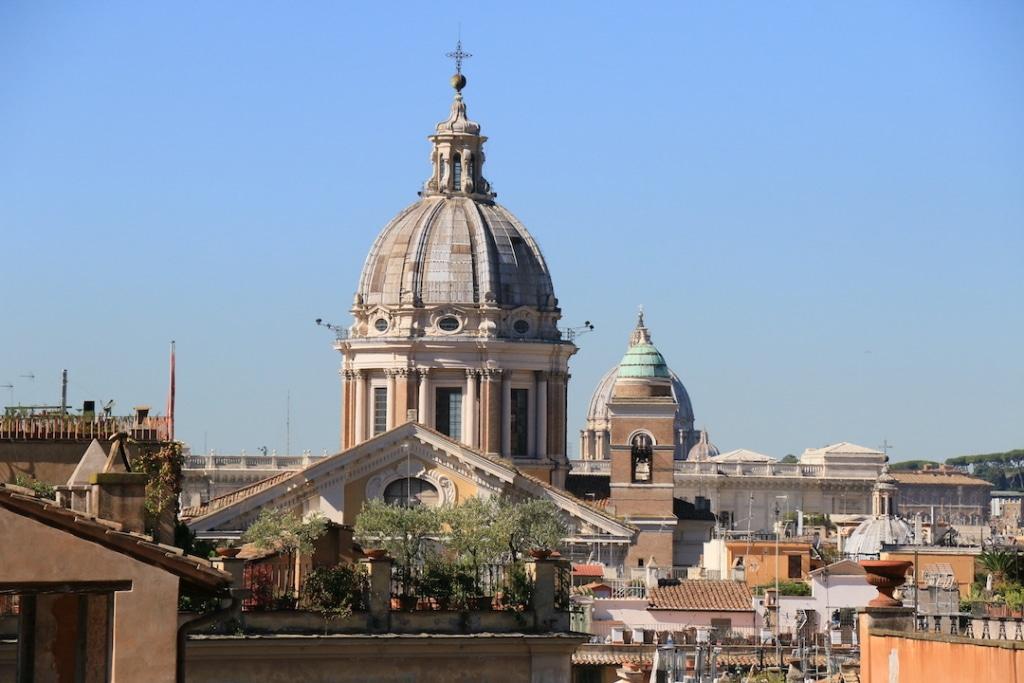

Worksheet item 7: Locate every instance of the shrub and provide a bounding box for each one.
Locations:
[302,564,367,617]
[13,474,55,499]
[753,580,811,597]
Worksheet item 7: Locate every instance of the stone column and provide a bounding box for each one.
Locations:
[527,558,570,632]
[385,370,397,431]
[464,369,477,448]
[394,368,412,425]
[417,367,430,426]
[535,372,548,458]
[481,369,502,454]
[354,370,366,445]
[340,369,352,450]
[362,556,393,633]
[596,430,606,460]
[501,373,512,456]
[548,371,567,460]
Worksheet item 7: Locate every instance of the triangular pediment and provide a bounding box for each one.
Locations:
[186,423,635,542]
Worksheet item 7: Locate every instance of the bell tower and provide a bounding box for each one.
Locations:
[606,312,679,568]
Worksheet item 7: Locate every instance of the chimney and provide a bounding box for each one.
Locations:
[89,433,148,534]
[90,472,148,534]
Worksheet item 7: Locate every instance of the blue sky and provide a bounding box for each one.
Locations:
[1,2,1021,461]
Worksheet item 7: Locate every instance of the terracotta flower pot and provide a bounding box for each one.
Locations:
[364,548,388,560]
[529,549,553,560]
[215,547,241,558]
[860,560,913,607]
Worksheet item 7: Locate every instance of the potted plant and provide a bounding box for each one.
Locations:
[242,509,328,606]
[443,498,502,607]
[354,499,441,611]
[419,557,456,610]
[215,539,241,558]
[497,561,532,612]
[494,498,567,561]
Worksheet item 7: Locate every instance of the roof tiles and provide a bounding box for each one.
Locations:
[648,580,753,612]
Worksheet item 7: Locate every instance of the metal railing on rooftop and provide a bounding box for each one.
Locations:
[0,414,170,441]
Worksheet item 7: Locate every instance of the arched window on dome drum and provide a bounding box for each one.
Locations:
[452,153,462,190]
[382,477,439,508]
[631,433,653,483]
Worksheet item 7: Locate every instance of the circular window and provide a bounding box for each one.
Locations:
[437,316,460,332]
[374,318,389,333]
[513,319,530,334]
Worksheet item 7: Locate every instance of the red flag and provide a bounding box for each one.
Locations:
[167,341,176,441]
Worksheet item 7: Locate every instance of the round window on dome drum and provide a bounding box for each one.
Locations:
[437,316,460,332]
[374,318,389,333]
[513,319,530,334]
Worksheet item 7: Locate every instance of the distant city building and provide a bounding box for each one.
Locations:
[890,466,993,525]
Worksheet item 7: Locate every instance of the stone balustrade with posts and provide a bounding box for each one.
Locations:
[214,555,573,636]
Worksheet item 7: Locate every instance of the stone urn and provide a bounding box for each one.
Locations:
[860,560,912,607]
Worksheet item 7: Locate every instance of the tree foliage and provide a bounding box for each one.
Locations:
[889,460,941,471]
[944,449,1024,490]
[492,498,567,561]
[354,499,441,578]
[753,580,811,597]
[242,508,328,556]
[129,440,184,531]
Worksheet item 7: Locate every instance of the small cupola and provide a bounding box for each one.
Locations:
[422,41,493,200]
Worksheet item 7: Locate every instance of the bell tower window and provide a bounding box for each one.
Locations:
[631,433,653,483]
[452,153,462,190]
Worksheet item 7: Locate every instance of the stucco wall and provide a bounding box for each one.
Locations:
[0,508,181,682]
[880,550,977,594]
[860,628,1024,683]
[185,634,582,683]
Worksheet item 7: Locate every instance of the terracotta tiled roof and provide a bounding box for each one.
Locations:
[0,483,230,591]
[648,580,753,611]
[572,646,653,667]
[891,471,992,487]
[573,563,605,577]
[180,469,297,519]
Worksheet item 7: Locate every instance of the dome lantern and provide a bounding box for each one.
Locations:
[423,50,492,200]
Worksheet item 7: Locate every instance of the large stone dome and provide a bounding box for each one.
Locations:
[357,195,555,310]
[346,72,564,342]
[586,363,694,430]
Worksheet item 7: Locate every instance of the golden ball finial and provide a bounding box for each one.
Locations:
[451,73,466,92]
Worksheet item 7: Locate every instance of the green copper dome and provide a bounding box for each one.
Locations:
[617,342,671,379]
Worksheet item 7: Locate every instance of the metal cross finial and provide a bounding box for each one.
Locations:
[446,39,472,75]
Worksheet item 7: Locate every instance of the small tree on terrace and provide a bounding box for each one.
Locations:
[443,497,502,592]
[494,498,567,562]
[354,499,441,596]
[979,549,1018,589]
[242,508,328,601]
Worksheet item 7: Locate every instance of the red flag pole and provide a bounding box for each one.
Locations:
[167,340,176,441]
